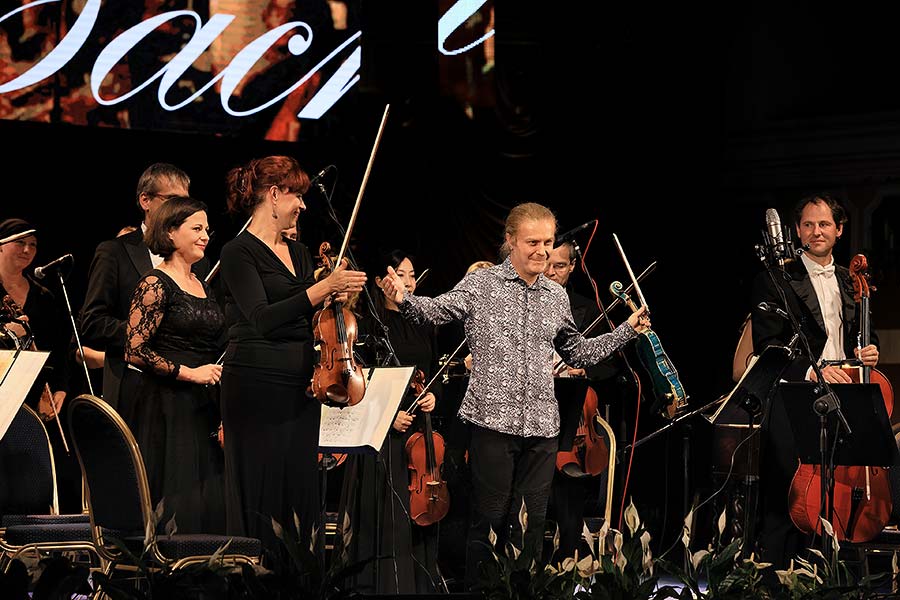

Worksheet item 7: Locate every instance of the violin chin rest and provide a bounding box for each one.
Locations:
[560,463,591,479]
[325,384,349,405]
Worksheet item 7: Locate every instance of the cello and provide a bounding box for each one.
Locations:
[787,253,894,542]
[405,369,450,526]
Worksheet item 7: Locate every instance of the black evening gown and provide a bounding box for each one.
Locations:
[123,269,226,534]
[334,308,443,594]
[218,232,322,562]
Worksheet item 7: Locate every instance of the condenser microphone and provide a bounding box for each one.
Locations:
[554,220,597,247]
[34,254,73,279]
[757,301,789,320]
[765,208,785,267]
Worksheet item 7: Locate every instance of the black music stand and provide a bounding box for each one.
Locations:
[780,382,894,467]
[780,382,895,557]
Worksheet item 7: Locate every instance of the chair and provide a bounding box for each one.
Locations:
[66,393,261,581]
[0,403,94,571]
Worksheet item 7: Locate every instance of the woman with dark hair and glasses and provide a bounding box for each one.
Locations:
[123,195,226,534]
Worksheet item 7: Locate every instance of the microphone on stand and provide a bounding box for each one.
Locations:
[764,208,786,267]
[310,166,333,195]
[554,220,597,247]
[757,301,789,320]
[33,254,73,280]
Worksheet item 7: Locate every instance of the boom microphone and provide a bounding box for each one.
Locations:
[554,220,597,247]
[34,254,73,280]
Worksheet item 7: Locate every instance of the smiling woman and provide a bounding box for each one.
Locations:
[122,195,227,534]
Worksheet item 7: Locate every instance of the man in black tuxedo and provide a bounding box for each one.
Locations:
[544,240,621,559]
[750,193,882,568]
[80,163,205,413]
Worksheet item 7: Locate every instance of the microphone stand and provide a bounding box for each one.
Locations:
[757,244,849,561]
[52,269,94,398]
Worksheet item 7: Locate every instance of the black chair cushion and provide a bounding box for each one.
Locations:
[2,514,89,527]
[0,407,54,515]
[4,522,92,545]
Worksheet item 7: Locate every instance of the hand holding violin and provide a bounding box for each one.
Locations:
[394,410,414,432]
[324,257,367,298]
[415,391,436,413]
[626,305,651,333]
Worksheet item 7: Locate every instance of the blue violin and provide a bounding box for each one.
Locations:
[610,280,688,419]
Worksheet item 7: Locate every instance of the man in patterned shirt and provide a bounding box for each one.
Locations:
[379,202,649,587]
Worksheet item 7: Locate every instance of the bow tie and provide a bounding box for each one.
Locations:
[810,263,835,278]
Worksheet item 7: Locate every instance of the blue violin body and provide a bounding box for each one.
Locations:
[610,281,688,418]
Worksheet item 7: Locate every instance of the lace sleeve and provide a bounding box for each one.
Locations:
[125,274,179,378]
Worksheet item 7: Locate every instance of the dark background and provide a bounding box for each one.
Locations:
[3,1,900,566]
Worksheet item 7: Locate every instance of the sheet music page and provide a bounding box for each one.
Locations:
[0,350,50,440]
[319,366,415,453]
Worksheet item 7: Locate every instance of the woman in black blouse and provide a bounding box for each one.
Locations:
[334,249,443,594]
[218,155,366,562]
[0,218,78,512]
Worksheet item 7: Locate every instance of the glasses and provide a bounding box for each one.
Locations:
[149,193,182,202]
[547,262,573,272]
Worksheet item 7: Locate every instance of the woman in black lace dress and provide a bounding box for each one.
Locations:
[123,196,226,534]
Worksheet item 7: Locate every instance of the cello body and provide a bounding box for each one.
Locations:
[787,254,894,543]
[556,384,609,478]
[788,369,894,542]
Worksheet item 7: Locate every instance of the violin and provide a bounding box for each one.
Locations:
[311,241,366,407]
[555,384,609,478]
[609,281,688,419]
[788,254,894,542]
[405,368,450,526]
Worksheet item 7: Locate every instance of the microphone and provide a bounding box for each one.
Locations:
[554,220,597,247]
[310,166,331,195]
[757,301,789,320]
[34,254,73,280]
[765,208,785,267]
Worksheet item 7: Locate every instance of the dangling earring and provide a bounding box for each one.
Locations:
[272,202,278,220]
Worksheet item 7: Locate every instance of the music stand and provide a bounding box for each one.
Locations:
[0,349,49,440]
[780,382,895,555]
[780,382,894,468]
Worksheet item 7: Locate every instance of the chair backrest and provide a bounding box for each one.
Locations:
[67,394,150,535]
[0,403,57,517]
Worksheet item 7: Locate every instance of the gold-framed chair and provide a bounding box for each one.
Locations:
[66,393,261,585]
[0,403,94,571]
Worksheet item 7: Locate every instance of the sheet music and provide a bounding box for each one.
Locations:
[0,350,50,440]
[319,366,414,454]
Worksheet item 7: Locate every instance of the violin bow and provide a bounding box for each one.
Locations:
[406,338,467,414]
[205,216,252,284]
[612,233,649,314]
[552,260,656,374]
[334,104,390,268]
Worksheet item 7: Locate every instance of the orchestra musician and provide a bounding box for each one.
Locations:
[0,218,79,512]
[543,240,622,559]
[334,249,443,594]
[217,155,366,562]
[123,196,226,533]
[378,202,649,589]
[81,163,201,414]
[749,193,898,568]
